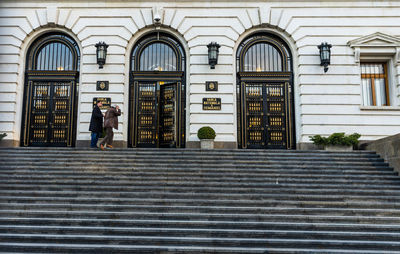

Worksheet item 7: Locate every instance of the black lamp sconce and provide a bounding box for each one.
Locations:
[318,42,332,73]
[207,42,220,69]
[95,42,109,69]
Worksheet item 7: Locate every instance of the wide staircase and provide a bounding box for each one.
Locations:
[0,148,400,253]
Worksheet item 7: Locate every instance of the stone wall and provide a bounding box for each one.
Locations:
[366,133,400,175]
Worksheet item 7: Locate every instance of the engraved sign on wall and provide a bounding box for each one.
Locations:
[202,98,221,110]
[93,97,111,110]
[96,81,109,91]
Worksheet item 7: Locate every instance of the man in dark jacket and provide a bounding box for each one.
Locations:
[100,105,121,150]
[89,101,103,148]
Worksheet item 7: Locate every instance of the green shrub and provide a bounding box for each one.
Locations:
[309,132,361,146]
[197,126,216,140]
[0,133,7,142]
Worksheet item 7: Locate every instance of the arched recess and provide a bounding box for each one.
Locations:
[236,32,295,149]
[21,32,80,147]
[128,31,186,148]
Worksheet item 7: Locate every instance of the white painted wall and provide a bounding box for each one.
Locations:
[1,0,400,146]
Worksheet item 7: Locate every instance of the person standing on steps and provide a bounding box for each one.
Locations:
[89,100,104,148]
[100,105,121,150]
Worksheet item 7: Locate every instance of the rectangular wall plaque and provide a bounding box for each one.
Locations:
[206,81,218,91]
[93,97,111,110]
[96,81,109,91]
[202,98,221,110]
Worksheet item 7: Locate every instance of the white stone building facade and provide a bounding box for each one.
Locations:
[1,0,400,149]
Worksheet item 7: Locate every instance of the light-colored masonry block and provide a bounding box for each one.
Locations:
[0,0,400,146]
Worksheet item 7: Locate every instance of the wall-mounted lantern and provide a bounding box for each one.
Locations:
[207,42,220,69]
[95,42,108,69]
[318,42,332,72]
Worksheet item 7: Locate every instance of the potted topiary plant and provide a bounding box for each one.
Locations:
[309,132,361,151]
[197,126,216,149]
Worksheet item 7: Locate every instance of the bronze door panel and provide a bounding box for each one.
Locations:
[25,81,75,147]
[159,83,177,148]
[240,81,291,149]
[133,81,180,148]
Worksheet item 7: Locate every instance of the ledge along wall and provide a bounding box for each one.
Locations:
[366,133,400,175]
[1,1,400,148]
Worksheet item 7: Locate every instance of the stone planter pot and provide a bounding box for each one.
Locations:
[324,145,353,151]
[200,139,214,149]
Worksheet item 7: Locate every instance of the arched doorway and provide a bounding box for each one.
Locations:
[21,32,80,147]
[129,32,186,148]
[236,32,295,149]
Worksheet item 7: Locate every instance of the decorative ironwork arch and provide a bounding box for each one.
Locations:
[236,32,295,149]
[129,32,186,148]
[131,32,185,72]
[21,32,80,147]
[27,33,80,72]
[237,33,292,72]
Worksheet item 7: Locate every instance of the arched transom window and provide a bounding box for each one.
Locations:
[28,33,80,72]
[237,33,292,72]
[131,32,184,72]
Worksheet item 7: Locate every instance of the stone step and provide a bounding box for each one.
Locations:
[0,164,393,172]
[2,210,400,224]
[2,217,400,232]
[1,195,400,209]
[2,182,400,194]
[2,225,400,242]
[0,155,384,162]
[0,167,395,175]
[0,147,377,154]
[2,203,399,216]
[1,233,400,250]
[0,159,389,167]
[2,242,398,254]
[1,176,399,187]
[2,173,398,182]
[1,188,400,202]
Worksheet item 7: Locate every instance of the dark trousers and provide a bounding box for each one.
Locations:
[100,127,114,146]
[90,132,100,148]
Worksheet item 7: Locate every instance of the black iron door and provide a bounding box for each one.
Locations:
[240,81,292,149]
[159,83,177,148]
[23,80,76,147]
[134,82,158,148]
[132,81,181,148]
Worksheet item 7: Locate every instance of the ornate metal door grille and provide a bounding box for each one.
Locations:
[237,32,295,149]
[132,81,182,148]
[240,81,291,149]
[23,79,76,147]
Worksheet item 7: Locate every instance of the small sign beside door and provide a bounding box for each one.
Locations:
[206,81,218,91]
[203,98,221,110]
[96,81,109,91]
[93,97,111,110]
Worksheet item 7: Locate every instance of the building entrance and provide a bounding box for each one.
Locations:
[237,33,295,149]
[129,32,186,148]
[21,33,80,147]
[131,81,183,148]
